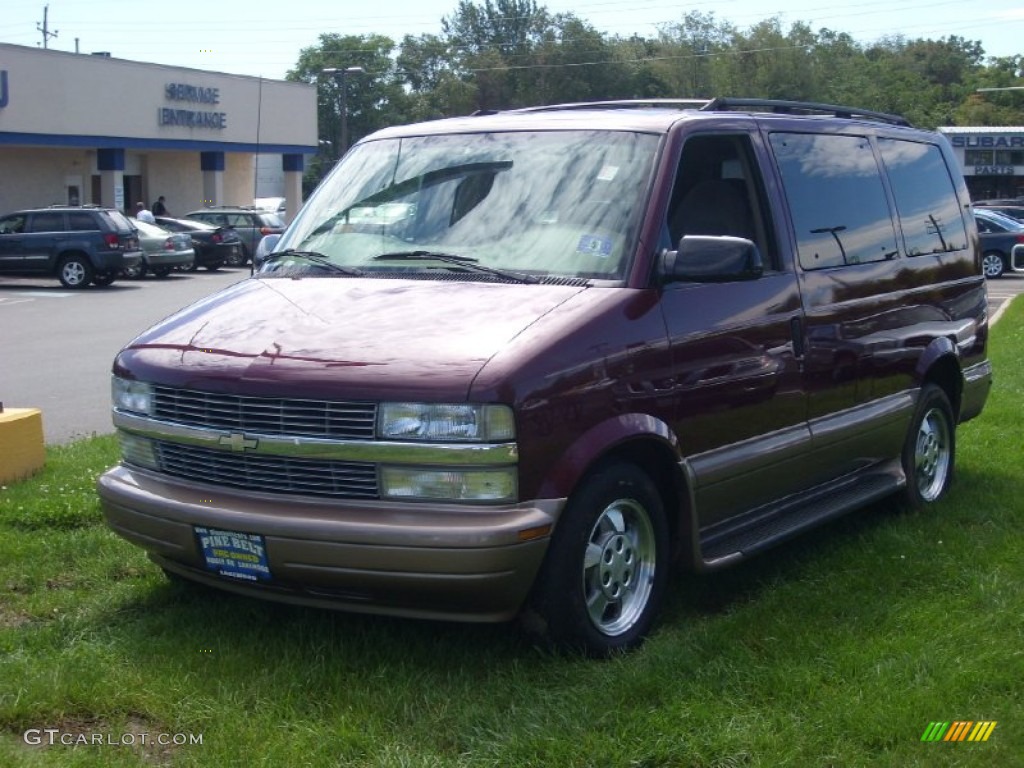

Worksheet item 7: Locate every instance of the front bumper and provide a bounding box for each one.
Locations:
[98,465,561,622]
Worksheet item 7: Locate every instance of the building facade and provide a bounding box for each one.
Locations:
[0,43,316,222]
[940,126,1024,201]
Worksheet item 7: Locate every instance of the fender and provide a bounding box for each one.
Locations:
[535,412,680,500]
[914,334,957,380]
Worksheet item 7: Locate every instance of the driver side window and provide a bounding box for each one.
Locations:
[667,134,775,269]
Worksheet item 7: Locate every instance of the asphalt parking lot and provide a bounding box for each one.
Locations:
[986,272,1024,323]
[1,270,1022,445]
[0,269,247,443]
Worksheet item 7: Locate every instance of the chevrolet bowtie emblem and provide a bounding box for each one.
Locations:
[218,433,259,452]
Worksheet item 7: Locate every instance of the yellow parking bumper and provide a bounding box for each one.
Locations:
[0,407,45,483]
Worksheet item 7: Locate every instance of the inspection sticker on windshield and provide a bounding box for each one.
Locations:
[577,234,613,257]
[195,527,271,581]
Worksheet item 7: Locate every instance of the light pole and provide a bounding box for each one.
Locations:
[322,66,365,157]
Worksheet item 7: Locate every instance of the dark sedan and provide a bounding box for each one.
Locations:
[975,208,1024,278]
[154,216,243,270]
[976,204,1024,223]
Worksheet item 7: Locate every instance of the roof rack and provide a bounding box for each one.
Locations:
[500,97,911,127]
[511,99,711,114]
[701,98,911,127]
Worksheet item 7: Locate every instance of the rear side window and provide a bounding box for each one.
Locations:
[770,133,898,270]
[878,139,968,255]
[27,212,65,233]
[67,212,97,231]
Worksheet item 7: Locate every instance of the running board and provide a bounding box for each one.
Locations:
[699,467,902,570]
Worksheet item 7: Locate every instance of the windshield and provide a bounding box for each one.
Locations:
[272,130,660,282]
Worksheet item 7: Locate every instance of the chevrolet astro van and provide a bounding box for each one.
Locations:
[98,98,993,655]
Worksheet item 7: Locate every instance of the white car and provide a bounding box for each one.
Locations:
[254,197,286,213]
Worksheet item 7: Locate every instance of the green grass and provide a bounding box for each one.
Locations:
[2,302,1023,767]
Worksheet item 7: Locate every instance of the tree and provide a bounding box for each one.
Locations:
[288,34,408,187]
[398,33,478,120]
[286,4,1024,152]
[442,0,552,109]
[653,12,736,98]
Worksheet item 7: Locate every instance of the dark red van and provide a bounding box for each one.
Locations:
[98,99,992,655]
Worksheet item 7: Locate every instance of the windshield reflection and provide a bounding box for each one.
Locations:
[271,131,659,282]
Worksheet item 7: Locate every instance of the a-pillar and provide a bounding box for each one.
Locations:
[282,154,304,223]
[200,151,225,207]
[97,148,125,212]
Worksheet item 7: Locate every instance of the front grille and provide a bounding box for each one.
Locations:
[152,386,377,439]
[156,442,378,499]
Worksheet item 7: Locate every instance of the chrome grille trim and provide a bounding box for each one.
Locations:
[152,385,377,439]
[113,412,518,465]
[156,442,378,499]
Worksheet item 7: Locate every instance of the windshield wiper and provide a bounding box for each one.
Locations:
[262,250,364,276]
[373,250,538,284]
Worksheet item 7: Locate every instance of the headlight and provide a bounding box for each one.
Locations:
[118,431,159,469]
[378,403,514,442]
[380,467,517,502]
[112,377,154,415]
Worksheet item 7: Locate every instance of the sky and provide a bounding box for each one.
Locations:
[1,0,1021,81]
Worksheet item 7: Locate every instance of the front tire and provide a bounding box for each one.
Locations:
[122,261,146,279]
[902,384,955,509]
[526,462,669,656]
[57,254,94,288]
[982,251,1006,279]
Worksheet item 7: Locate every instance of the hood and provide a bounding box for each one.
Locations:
[117,276,588,401]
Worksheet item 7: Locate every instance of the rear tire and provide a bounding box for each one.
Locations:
[525,462,669,656]
[91,272,116,287]
[152,267,172,278]
[226,245,247,267]
[57,254,94,288]
[901,384,955,509]
[204,261,223,271]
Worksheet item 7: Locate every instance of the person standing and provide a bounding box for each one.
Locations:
[152,196,168,217]
[135,202,155,223]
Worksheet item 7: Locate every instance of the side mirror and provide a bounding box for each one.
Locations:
[661,235,763,283]
[253,234,281,270]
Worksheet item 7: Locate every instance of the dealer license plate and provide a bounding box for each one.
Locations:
[195,526,271,581]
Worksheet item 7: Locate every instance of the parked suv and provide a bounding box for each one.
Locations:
[0,205,142,287]
[184,206,285,266]
[99,99,993,655]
